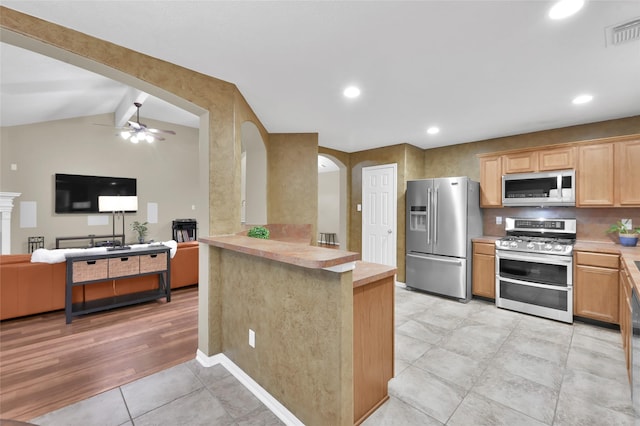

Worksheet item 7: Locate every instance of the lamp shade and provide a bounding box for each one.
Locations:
[98,196,138,212]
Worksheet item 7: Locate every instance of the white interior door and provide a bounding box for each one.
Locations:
[362,164,397,266]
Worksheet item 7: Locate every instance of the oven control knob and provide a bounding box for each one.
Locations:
[501,241,510,248]
[554,244,563,251]
[527,243,535,249]
[510,242,518,248]
[544,244,553,250]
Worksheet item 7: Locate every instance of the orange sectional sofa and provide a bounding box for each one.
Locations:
[0,241,198,321]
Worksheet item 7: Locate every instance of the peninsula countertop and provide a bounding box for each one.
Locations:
[200,234,360,269]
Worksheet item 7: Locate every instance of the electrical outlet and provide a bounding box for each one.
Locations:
[249,329,255,348]
[622,219,632,231]
[496,216,502,225]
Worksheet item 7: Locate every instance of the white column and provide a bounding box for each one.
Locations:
[0,192,21,254]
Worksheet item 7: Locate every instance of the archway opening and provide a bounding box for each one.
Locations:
[241,121,267,225]
[318,154,347,249]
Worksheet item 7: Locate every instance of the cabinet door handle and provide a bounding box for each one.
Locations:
[120,257,129,262]
[86,260,96,265]
[150,254,158,258]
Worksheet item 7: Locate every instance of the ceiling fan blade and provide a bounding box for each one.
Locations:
[148,128,177,135]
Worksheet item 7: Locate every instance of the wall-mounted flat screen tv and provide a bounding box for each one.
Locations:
[55,173,137,214]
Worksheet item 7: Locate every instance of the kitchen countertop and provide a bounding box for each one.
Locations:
[199,234,360,269]
[353,261,397,289]
[472,236,500,244]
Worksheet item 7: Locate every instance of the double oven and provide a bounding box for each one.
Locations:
[495,218,576,323]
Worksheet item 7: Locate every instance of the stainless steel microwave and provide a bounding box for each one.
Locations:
[502,169,575,207]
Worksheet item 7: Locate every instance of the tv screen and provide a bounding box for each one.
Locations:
[55,173,137,214]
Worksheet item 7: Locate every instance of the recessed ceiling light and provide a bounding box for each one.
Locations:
[343,86,361,98]
[548,0,584,20]
[572,94,593,104]
[427,126,440,135]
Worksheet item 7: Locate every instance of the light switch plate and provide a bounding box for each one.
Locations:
[249,329,255,348]
[496,216,503,225]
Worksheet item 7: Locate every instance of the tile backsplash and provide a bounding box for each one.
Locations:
[481,207,639,242]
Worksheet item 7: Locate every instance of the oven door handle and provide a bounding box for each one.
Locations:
[497,276,571,291]
[496,250,573,265]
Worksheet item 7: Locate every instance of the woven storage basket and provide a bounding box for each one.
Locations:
[139,252,167,274]
[108,256,139,278]
[72,259,108,283]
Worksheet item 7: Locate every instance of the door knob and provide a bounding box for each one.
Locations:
[388,229,392,234]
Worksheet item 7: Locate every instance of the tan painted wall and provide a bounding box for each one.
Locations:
[268,133,318,240]
[212,248,353,426]
[350,144,415,282]
[0,114,200,253]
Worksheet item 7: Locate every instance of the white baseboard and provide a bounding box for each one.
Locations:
[195,350,304,426]
[395,281,407,288]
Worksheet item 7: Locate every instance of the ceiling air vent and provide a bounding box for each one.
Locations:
[606,18,640,46]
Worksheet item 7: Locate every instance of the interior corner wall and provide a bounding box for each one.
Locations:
[0,114,200,253]
[267,133,318,239]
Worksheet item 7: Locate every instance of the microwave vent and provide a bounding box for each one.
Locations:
[606,18,640,46]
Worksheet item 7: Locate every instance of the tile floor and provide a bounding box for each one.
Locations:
[31,285,639,425]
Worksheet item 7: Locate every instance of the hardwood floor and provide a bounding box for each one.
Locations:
[0,286,198,422]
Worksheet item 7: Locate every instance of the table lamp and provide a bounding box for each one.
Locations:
[98,195,138,250]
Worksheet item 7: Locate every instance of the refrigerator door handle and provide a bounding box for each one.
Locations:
[407,253,463,266]
[426,188,432,244]
[433,188,438,243]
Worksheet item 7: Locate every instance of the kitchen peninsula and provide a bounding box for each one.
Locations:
[200,234,396,425]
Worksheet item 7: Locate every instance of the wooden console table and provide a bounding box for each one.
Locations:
[65,246,171,323]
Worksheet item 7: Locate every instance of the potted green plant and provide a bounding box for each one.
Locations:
[131,221,149,243]
[247,226,270,239]
[606,221,640,247]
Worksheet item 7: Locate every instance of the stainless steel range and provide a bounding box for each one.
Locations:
[495,217,576,323]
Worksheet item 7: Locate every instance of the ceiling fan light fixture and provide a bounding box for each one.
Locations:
[120,131,131,140]
[130,135,140,144]
[145,134,154,143]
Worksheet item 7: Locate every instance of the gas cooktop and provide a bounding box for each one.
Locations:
[495,217,577,256]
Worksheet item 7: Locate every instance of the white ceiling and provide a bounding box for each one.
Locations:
[1,1,639,153]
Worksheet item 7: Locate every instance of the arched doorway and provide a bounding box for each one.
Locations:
[318,154,347,249]
[241,121,267,225]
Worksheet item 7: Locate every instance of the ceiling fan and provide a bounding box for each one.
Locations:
[119,102,176,143]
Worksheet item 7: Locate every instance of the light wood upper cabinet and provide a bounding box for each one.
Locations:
[615,139,640,206]
[472,242,495,299]
[477,133,638,209]
[577,142,615,207]
[479,155,502,208]
[538,146,575,171]
[503,151,538,174]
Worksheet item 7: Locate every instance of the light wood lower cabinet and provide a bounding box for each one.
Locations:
[574,251,619,324]
[472,242,496,299]
[619,263,633,383]
[353,275,394,425]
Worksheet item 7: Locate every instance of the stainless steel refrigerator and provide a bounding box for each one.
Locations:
[405,177,482,302]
